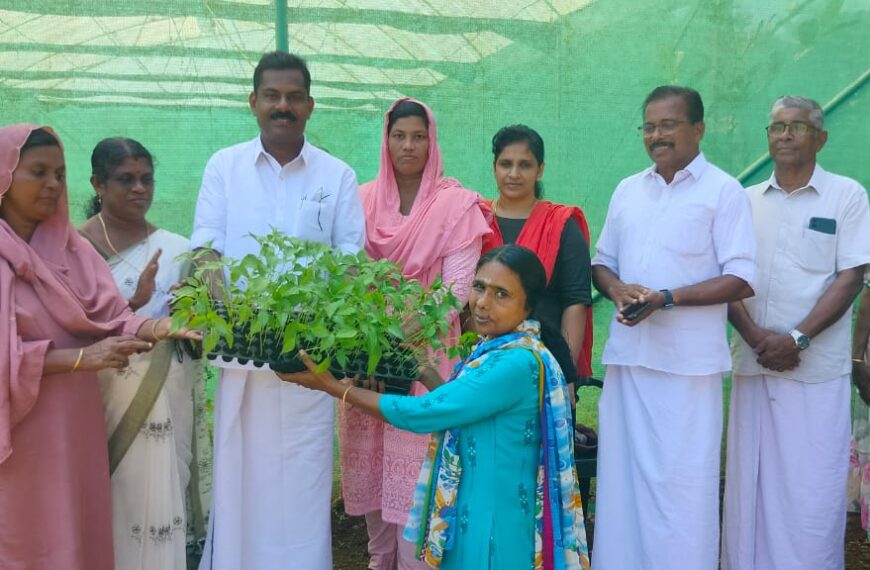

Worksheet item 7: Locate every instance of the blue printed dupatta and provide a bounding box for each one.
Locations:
[403,321,590,569]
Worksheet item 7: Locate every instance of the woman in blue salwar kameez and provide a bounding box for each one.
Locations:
[279,245,590,570]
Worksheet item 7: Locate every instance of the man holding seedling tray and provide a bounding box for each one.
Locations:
[190,52,365,570]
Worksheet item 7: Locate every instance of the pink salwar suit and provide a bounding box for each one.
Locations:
[0,125,146,569]
[338,99,491,569]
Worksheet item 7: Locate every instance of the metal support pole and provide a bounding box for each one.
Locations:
[276,0,288,52]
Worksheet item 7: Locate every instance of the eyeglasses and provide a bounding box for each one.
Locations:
[637,120,689,136]
[765,121,817,136]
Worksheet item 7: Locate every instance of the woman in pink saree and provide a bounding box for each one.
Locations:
[338,99,491,568]
[0,124,199,569]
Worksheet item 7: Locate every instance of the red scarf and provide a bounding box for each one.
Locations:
[482,200,594,377]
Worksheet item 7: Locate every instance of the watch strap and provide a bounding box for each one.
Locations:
[660,289,675,310]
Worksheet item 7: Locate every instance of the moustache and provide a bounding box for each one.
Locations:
[649,141,674,151]
[270,111,298,122]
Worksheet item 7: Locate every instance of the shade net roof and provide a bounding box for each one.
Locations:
[2,0,869,241]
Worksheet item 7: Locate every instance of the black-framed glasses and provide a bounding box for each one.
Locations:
[766,121,817,136]
[637,120,689,136]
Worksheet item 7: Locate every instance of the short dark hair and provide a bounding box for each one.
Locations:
[91,137,153,184]
[253,51,311,93]
[387,100,429,133]
[491,125,545,198]
[86,137,154,217]
[643,85,704,123]
[20,128,60,153]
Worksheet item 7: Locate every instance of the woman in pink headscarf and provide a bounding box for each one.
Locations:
[0,124,200,569]
[339,99,491,568]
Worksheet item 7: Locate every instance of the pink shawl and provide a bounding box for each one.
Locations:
[0,124,139,464]
[361,98,491,286]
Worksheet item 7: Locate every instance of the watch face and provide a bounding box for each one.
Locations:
[791,331,810,350]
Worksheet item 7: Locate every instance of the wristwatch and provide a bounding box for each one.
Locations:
[789,329,810,350]
[660,289,675,310]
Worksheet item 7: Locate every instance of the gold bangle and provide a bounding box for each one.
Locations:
[150,319,166,341]
[341,384,354,407]
[72,348,84,371]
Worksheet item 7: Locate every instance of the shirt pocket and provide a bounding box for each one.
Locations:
[798,225,836,273]
[294,198,335,244]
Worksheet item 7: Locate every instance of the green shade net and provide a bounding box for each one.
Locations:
[2,0,870,379]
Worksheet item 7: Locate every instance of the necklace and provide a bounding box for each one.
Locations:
[97,213,150,286]
[492,197,537,218]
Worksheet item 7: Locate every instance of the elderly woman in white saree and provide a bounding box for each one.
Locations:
[79,137,212,570]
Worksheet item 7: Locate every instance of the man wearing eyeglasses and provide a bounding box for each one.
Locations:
[722,96,870,570]
[591,85,757,570]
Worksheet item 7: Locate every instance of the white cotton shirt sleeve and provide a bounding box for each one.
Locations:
[713,179,756,291]
[835,179,870,272]
[591,182,625,275]
[331,166,365,254]
[190,152,228,254]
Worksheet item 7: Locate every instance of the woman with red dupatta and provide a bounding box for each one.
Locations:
[338,99,491,568]
[482,125,594,405]
[0,125,199,569]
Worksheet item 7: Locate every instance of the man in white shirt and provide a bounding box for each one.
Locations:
[722,96,870,570]
[191,51,365,570]
[591,85,757,570]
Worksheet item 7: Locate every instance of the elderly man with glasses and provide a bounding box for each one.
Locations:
[591,85,757,570]
[722,96,870,570]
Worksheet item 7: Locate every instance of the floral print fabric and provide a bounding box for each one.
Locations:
[403,321,590,569]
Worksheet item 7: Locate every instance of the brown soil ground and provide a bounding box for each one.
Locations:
[332,501,870,569]
[846,513,870,570]
[332,499,370,569]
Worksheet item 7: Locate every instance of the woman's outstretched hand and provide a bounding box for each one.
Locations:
[358,376,386,393]
[80,336,154,371]
[148,317,203,342]
[275,350,341,392]
[167,326,202,342]
[278,351,387,421]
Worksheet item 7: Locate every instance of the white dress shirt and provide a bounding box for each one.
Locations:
[732,164,870,382]
[593,153,756,376]
[191,136,365,258]
[191,137,364,570]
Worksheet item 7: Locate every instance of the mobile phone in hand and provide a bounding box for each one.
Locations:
[621,302,651,321]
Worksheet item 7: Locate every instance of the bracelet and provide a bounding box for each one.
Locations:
[341,384,354,407]
[72,348,84,371]
[150,318,166,341]
[854,358,866,364]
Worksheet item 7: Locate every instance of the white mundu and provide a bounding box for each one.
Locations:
[724,165,870,570]
[592,153,756,570]
[192,137,365,570]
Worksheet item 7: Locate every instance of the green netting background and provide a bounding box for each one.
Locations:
[2,0,869,382]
